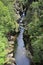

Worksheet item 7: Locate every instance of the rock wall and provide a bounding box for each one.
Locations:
[4,35,17,65]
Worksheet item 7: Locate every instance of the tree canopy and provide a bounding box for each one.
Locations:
[0,0,19,65]
[22,0,43,63]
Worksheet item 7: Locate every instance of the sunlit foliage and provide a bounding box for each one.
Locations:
[0,0,19,65]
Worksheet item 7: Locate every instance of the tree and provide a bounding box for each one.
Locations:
[0,0,19,65]
[23,0,43,64]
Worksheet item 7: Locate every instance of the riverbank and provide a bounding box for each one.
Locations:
[4,32,19,65]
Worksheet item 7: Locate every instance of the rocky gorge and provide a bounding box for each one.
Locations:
[3,0,43,65]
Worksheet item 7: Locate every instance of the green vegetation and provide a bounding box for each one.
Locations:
[0,0,19,65]
[0,0,43,65]
[21,0,43,64]
[28,1,43,63]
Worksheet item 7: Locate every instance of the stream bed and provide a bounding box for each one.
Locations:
[15,12,30,65]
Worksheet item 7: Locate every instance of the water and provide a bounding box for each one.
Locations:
[15,12,30,65]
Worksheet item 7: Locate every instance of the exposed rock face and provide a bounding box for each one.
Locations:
[23,33,33,55]
[15,0,23,11]
[23,33,36,65]
[4,35,17,65]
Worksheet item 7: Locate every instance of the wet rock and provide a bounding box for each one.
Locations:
[10,58,16,63]
[4,57,16,65]
[4,63,16,65]
[8,41,14,45]
[4,35,17,65]
[7,53,13,58]
[26,50,33,59]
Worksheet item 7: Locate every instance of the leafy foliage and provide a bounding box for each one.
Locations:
[23,0,43,63]
[0,0,19,65]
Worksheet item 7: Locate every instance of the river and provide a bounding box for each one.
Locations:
[15,12,30,65]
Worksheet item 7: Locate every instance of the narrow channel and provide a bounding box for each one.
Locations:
[15,12,30,65]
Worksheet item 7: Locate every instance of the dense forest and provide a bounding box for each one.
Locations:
[21,0,43,64]
[0,0,43,65]
[0,0,19,65]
